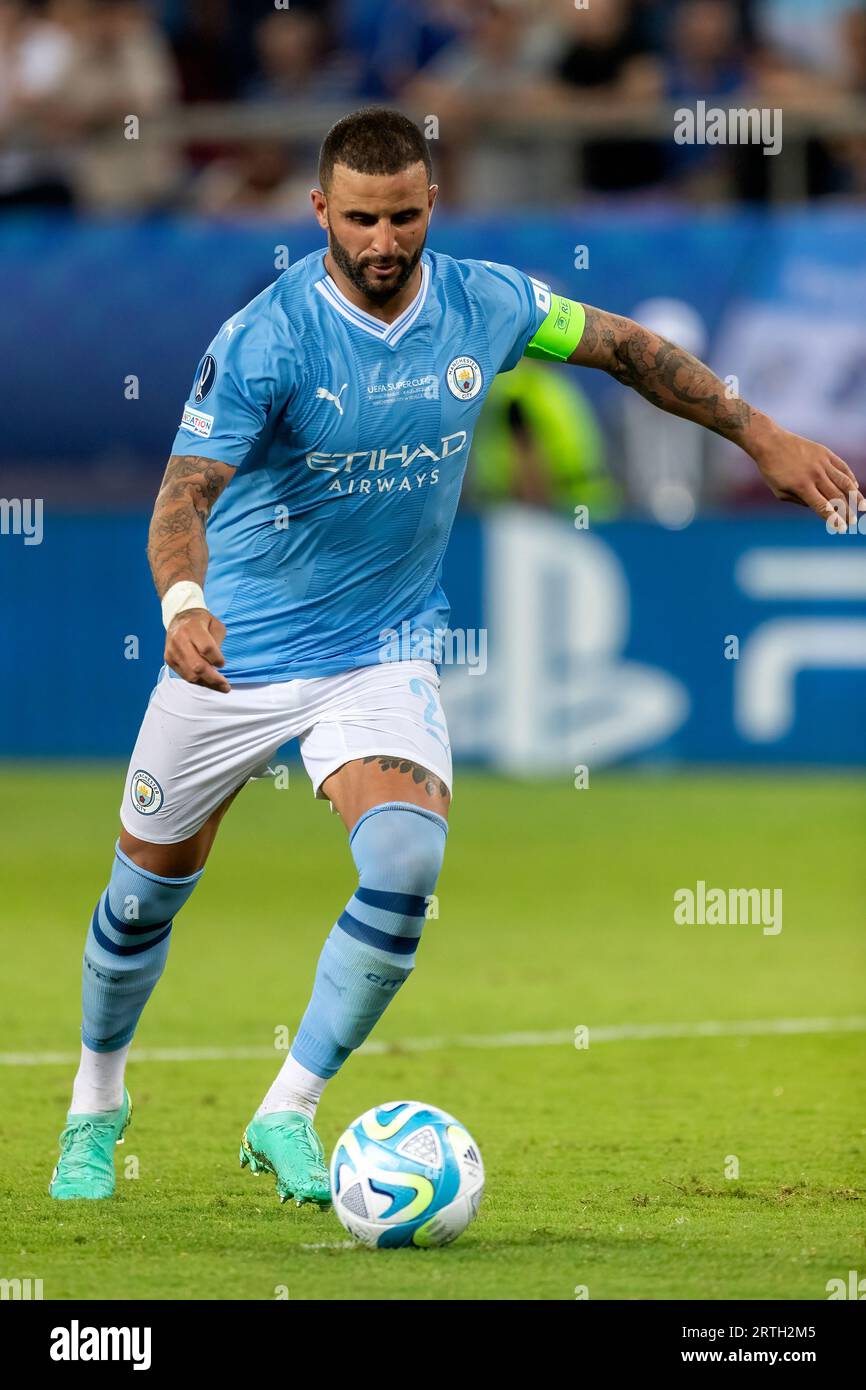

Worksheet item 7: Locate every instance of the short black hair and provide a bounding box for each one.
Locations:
[318,108,432,192]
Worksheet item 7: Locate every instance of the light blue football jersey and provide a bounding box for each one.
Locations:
[170,248,549,681]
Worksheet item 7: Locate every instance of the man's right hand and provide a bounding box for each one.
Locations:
[165,609,230,692]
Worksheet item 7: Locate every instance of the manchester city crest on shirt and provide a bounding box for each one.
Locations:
[131,770,164,815]
[446,355,483,400]
[194,353,217,403]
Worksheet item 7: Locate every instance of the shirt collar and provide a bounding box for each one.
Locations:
[313,253,431,347]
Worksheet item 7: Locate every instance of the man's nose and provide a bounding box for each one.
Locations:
[370,220,399,255]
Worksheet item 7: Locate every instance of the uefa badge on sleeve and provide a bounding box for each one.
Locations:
[446,355,483,400]
[194,353,217,403]
[131,770,164,815]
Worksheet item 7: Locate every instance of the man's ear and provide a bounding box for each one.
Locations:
[310,188,328,229]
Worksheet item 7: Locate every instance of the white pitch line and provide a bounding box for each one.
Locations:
[1,1016,865,1067]
[300,1241,356,1251]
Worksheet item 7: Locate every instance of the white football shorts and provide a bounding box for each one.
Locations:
[120,659,452,844]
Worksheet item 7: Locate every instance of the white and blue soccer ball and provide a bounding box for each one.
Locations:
[330,1101,484,1249]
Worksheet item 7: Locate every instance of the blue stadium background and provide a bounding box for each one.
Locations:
[2,210,865,765]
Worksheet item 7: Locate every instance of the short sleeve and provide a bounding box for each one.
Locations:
[460,259,551,375]
[170,306,282,469]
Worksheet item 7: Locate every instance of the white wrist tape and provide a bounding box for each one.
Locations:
[161,580,206,630]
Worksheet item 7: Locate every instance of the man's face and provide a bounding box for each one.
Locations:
[311,162,437,305]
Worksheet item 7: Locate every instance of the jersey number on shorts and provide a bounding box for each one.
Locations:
[409,677,450,754]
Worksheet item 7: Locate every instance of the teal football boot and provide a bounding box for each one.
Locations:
[240,1111,331,1208]
[49,1089,132,1200]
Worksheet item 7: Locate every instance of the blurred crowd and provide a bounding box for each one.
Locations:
[1,0,866,214]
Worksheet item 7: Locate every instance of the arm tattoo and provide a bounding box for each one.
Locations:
[147,454,232,598]
[579,305,754,443]
[362,755,450,800]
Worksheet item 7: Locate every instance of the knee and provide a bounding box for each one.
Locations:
[119,827,207,879]
[104,841,204,928]
[351,803,447,895]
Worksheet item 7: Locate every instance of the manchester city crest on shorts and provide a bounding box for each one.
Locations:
[131,770,164,815]
[194,353,217,403]
[446,355,483,400]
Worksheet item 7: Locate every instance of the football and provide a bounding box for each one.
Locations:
[330,1101,484,1249]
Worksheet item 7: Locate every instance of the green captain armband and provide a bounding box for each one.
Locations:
[524,294,586,362]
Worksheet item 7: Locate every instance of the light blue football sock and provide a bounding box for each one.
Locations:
[81,842,203,1053]
[292,802,448,1079]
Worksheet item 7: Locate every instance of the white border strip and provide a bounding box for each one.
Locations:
[313,260,430,345]
[2,1016,864,1066]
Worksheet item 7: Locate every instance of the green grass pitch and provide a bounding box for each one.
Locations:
[0,766,863,1300]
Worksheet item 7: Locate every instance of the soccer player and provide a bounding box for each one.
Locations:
[50,108,863,1204]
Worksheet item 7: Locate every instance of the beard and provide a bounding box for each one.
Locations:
[328,226,424,305]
